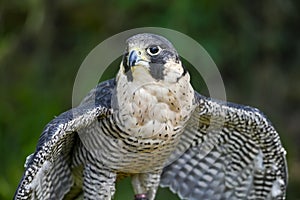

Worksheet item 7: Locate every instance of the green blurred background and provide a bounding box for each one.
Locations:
[1,0,299,199]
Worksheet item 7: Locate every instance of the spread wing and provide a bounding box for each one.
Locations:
[14,79,115,200]
[160,91,288,200]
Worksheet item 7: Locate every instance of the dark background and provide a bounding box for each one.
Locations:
[1,0,299,199]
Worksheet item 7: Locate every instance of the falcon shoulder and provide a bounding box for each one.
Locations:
[14,79,115,200]
[161,91,288,200]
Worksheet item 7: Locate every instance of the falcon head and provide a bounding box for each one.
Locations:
[119,33,187,84]
[114,33,194,135]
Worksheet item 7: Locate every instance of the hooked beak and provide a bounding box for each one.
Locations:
[128,50,148,67]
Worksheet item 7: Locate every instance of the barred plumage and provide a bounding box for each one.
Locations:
[15,33,287,200]
[160,94,287,200]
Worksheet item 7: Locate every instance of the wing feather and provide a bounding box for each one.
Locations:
[14,79,115,199]
[161,91,288,200]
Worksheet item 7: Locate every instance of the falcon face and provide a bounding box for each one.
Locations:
[120,33,186,84]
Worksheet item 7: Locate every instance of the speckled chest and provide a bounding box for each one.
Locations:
[78,69,195,173]
[96,70,195,172]
[115,68,194,136]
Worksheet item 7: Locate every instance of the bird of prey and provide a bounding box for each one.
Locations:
[15,33,288,200]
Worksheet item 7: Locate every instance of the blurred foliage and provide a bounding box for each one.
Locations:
[0,0,299,199]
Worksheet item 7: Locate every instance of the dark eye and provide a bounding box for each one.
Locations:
[147,46,161,56]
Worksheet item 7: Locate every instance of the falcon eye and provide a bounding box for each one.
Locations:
[147,46,161,56]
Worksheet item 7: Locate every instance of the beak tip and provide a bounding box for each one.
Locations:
[128,50,138,67]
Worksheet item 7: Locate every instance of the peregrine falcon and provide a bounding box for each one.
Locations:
[14,33,288,200]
